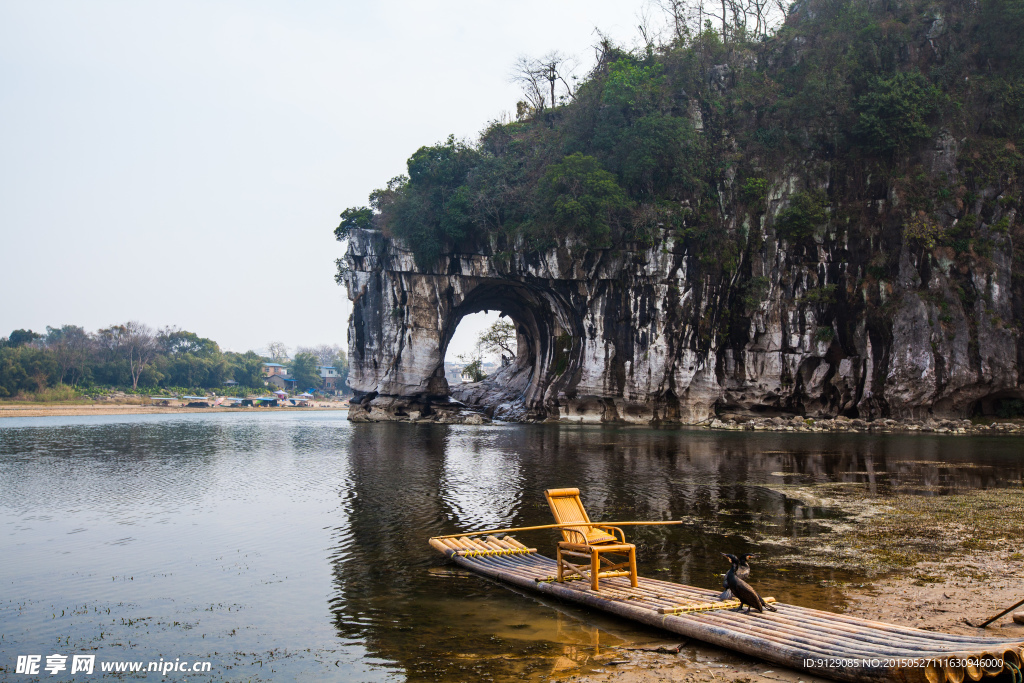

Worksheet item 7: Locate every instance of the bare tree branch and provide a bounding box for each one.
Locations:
[653,0,691,42]
[296,344,343,367]
[266,341,288,362]
[511,56,546,117]
[511,52,579,119]
[123,321,156,390]
[650,0,785,44]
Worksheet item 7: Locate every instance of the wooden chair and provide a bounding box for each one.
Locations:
[544,487,638,591]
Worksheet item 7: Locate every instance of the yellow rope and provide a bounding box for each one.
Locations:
[455,547,537,558]
[535,570,632,583]
[536,575,584,583]
[658,597,776,615]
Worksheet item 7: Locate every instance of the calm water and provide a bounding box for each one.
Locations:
[1,412,1021,681]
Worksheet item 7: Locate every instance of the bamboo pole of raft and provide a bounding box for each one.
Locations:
[534,562,1012,652]
[551,570,1022,673]
[435,549,1024,683]
[464,562,875,681]
[485,561,1023,683]
[485,551,968,645]
[479,561,929,660]
[503,551,1003,646]
[541,572,989,649]
[496,566,1015,682]
[974,596,1024,628]
[430,520,683,540]
[466,554,1024,667]
[439,544,1021,658]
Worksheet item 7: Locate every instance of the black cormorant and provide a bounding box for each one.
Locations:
[718,552,753,600]
[724,554,776,613]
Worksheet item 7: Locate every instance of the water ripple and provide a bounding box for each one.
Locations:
[1,415,1021,681]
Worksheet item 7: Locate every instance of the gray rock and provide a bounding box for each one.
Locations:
[340,162,1022,426]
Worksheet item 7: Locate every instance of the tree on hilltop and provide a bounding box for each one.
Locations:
[266,341,288,362]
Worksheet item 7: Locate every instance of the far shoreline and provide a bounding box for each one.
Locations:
[0,403,350,418]
[4,404,1022,435]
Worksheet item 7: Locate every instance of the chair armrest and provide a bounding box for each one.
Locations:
[563,528,590,545]
[595,525,627,544]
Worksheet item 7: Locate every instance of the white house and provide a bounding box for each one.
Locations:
[318,366,340,393]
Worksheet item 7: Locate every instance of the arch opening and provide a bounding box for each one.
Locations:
[443,311,519,384]
[435,282,575,421]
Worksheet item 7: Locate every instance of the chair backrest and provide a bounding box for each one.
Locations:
[544,488,617,545]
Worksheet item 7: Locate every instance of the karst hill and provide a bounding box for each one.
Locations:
[337,0,1024,424]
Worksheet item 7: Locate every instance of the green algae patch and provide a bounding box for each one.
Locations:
[763,485,1024,577]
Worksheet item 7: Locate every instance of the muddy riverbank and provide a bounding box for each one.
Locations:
[708,415,1024,436]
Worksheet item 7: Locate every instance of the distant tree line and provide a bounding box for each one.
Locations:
[0,323,348,398]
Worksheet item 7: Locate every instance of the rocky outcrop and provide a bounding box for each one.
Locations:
[341,163,1022,424]
[346,394,490,424]
[340,0,1024,426]
[707,415,1024,435]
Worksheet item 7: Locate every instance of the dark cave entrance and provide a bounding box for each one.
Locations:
[971,391,1024,418]
[434,283,575,414]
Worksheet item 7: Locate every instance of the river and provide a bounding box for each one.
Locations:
[1,412,1020,680]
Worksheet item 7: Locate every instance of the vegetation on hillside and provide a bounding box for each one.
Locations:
[336,0,1024,292]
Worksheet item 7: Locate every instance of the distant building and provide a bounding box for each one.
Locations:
[443,360,500,384]
[263,362,288,377]
[266,374,297,391]
[318,366,340,392]
[443,362,465,384]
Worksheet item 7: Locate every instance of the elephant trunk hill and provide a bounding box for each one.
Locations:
[339,0,1024,425]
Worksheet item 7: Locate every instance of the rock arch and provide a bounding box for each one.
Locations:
[440,282,576,420]
[341,226,1022,424]
[342,230,584,421]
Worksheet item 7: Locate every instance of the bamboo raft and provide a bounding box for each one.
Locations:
[429,534,1024,683]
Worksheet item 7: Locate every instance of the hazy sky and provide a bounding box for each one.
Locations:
[1,1,651,357]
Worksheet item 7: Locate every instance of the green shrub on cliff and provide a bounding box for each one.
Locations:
[775,190,829,240]
[854,71,943,157]
[904,212,944,248]
[345,137,481,268]
[537,153,630,247]
[334,207,373,241]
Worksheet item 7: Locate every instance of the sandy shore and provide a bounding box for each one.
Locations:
[0,403,349,418]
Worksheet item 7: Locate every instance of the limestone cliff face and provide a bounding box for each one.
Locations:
[341,0,1024,423]
[341,153,1022,423]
